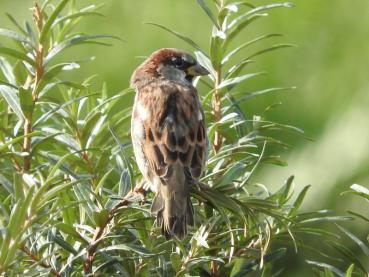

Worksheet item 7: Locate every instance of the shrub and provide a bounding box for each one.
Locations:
[0,0,358,276]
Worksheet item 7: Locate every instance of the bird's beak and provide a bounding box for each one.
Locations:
[186,63,210,76]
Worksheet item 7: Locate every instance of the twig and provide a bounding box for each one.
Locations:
[20,245,61,277]
[22,3,45,173]
[213,69,222,153]
[83,183,146,274]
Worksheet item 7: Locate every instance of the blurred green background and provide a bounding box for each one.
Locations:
[1,0,368,275]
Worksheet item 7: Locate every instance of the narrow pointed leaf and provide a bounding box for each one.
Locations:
[0,47,36,66]
[0,57,17,85]
[337,225,369,256]
[222,34,282,64]
[0,85,24,120]
[0,28,32,45]
[218,72,264,89]
[145,22,207,56]
[197,0,220,28]
[51,12,104,28]
[19,87,33,119]
[45,35,122,63]
[5,13,27,35]
[39,0,71,43]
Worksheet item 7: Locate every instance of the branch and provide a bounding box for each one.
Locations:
[22,3,45,173]
[213,70,222,152]
[20,246,61,277]
[83,183,146,274]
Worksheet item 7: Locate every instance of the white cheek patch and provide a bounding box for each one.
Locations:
[136,101,150,120]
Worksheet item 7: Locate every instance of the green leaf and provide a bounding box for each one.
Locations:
[306,260,345,277]
[41,62,81,81]
[218,72,264,89]
[0,85,24,120]
[0,57,17,85]
[51,11,104,28]
[0,186,35,266]
[5,13,27,35]
[193,185,246,221]
[51,234,78,255]
[337,224,369,256]
[196,0,219,28]
[145,22,207,56]
[0,28,32,46]
[327,240,366,274]
[81,112,102,144]
[272,175,295,205]
[228,3,294,30]
[51,220,87,242]
[226,13,268,45]
[45,34,122,64]
[346,211,369,223]
[101,244,156,257]
[93,209,109,227]
[342,184,369,200]
[86,115,106,148]
[247,44,295,60]
[194,50,216,79]
[227,58,254,78]
[119,169,131,197]
[222,33,283,64]
[34,94,92,127]
[42,180,82,203]
[299,216,352,224]
[0,175,13,194]
[289,185,311,217]
[345,264,355,277]
[210,29,224,71]
[19,86,33,119]
[350,183,369,196]
[226,87,295,109]
[39,0,71,43]
[214,162,246,188]
[0,47,36,66]
[73,183,98,216]
[170,252,182,272]
[0,131,42,152]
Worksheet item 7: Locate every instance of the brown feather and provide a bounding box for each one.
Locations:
[131,48,208,240]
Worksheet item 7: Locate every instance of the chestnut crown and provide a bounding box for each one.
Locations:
[131,48,209,88]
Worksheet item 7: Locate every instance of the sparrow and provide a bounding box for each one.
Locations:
[130,48,209,239]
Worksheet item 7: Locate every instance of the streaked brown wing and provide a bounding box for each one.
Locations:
[136,81,206,181]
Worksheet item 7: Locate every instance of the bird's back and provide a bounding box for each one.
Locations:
[131,79,206,239]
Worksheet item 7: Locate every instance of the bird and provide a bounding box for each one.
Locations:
[130,48,209,240]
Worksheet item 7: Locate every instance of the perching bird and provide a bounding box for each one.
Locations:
[130,48,209,239]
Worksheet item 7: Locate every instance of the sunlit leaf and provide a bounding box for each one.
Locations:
[0,28,32,46]
[306,260,345,277]
[337,225,369,257]
[197,0,220,28]
[217,72,264,89]
[145,22,207,56]
[19,87,33,119]
[100,244,156,257]
[45,34,122,64]
[0,47,36,66]
[0,85,24,120]
[39,0,71,43]
[51,11,104,28]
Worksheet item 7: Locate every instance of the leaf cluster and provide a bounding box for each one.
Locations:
[0,0,361,276]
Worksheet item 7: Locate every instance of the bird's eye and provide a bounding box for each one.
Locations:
[171,57,185,68]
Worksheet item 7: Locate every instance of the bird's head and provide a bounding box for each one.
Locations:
[131,48,209,88]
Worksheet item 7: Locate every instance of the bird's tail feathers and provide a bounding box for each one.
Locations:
[151,189,193,240]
